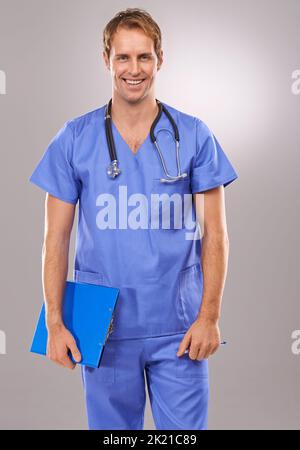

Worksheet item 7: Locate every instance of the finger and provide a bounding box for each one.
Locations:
[209,344,220,356]
[67,338,82,363]
[203,343,213,359]
[176,333,191,356]
[176,332,191,356]
[48,354,65,368]
[197,344,210,360]
[46,349,60,364]
[189,342,201,360]
[60,355,76,370]
[200,343,215,360]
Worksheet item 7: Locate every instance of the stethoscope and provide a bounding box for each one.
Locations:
[105,98,188,183]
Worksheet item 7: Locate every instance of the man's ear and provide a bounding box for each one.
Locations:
[157,49,164,71]
[102,51,110,71]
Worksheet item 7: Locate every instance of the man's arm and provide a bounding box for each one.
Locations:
[196,185,229,323]
[43,193,81,369]
[177,186,229,360]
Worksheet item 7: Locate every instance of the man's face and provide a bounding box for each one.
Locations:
[103,26,163,104]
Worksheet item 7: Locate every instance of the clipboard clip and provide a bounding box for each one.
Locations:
[105,314,115,342]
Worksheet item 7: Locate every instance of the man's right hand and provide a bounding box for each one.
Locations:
[46,323,82,369]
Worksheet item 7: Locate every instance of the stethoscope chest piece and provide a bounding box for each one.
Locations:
[107,160,121,179]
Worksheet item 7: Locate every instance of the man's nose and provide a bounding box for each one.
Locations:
[128,58,141,75]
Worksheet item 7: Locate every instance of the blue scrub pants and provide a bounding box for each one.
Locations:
[81,332,209,430]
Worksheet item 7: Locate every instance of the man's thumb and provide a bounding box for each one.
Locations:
[177,333,191,357]
[68,339,82,363]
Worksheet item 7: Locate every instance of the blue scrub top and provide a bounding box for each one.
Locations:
[29,101,238,340]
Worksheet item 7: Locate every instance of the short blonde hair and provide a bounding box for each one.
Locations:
[103,8,162,59]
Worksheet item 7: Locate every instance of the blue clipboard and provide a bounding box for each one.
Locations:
[30,280,120,368]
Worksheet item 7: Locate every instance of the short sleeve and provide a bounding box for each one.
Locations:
[29,121,80,204]
[191,119,238,193]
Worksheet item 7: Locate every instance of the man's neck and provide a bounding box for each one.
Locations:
[110,95,158,130]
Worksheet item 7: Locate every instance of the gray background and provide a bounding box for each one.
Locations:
[0,0,299,430]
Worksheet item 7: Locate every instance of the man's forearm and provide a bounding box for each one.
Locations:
[42,233,70,329]
[197,232,229,323]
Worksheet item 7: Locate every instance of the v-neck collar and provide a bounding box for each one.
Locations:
[111,119,150,158]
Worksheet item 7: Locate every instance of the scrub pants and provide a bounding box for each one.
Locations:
[81,332,209,430]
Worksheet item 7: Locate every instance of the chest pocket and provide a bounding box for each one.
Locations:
[149,177,192,231]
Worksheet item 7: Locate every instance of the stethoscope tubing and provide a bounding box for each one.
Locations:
[104,98,187,182]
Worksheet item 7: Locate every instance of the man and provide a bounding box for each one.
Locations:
[29,8,238,430]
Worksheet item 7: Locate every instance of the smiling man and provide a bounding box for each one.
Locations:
[29,8,238,430]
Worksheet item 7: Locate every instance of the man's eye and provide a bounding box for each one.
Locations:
[118,56,127,61]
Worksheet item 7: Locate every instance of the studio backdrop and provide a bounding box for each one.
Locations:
[0,0,299,429]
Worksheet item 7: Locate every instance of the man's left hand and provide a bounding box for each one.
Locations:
[176,318,221,360]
